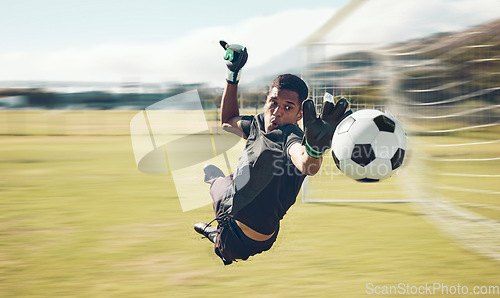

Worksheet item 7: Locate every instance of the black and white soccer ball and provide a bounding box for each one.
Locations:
[331,109,407,182]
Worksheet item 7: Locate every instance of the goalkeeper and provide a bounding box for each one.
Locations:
[194,40,351,265]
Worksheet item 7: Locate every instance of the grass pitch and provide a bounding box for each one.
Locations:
[1,111,499,297]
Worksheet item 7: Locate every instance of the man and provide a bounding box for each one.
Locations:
[194,41,350,265]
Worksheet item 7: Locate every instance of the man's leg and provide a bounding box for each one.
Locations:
[194,164,228,242]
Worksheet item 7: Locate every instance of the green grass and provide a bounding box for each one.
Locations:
[1,111,499,297]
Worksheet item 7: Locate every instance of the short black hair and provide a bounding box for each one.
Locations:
[270,74,309,104]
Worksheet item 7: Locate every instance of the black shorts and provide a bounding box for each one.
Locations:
[209,175,279,265]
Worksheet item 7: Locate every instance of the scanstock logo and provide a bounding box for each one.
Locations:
[130,90,245,211]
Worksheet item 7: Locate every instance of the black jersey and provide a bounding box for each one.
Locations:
[219,113,306,235]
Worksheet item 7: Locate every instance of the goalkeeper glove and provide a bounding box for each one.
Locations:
[220,40,248,84]
[302,96,352,158]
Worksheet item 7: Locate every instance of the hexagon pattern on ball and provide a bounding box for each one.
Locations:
[336,116,355,134]
[331,132,355,160]
[331,109,407,182]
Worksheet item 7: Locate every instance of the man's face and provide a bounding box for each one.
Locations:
[263,87,303,133]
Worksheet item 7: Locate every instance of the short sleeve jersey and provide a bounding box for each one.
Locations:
[219,113,306,235]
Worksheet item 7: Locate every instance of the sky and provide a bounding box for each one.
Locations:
[0,0,499,87]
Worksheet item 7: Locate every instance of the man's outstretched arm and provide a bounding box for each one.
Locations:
[219,40,248,139]
[290,97,351,176]
[220,82,245,138]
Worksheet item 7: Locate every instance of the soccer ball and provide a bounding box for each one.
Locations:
[331,109,407,182]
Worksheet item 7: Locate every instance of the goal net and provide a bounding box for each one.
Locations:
[385,20,500,261]
[300,5,500,260]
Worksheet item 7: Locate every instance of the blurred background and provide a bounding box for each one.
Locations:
[1,0,499,296]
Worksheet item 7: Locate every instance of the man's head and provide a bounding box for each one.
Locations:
[264,74,309,133]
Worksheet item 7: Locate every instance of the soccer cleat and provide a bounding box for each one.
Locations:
[194,222,217,243]
[203,164,225,183]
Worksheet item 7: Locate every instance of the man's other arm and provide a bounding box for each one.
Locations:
[288,143,322,176]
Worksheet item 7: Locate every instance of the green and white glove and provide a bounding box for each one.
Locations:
[220,40,248,84]
[302,97,352,158]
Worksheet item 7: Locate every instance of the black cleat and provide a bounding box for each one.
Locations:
[203,164,225,183]
[194,222,217,243]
